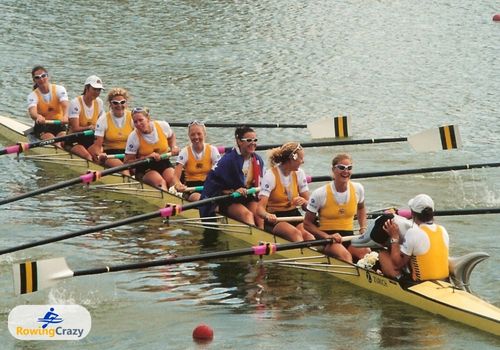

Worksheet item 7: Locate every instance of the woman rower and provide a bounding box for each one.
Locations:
[124,107,180,190]
[88,88,134,174]
[173,120,221,201]
[27,66,69,142]
[199,126,265,228]
[256,142,314,242]
[304,153,370,263]
[66,75,105,160]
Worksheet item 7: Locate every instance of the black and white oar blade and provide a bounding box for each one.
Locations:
[307,115,351,139]
[13,258,73,295]
[408,125,462,152]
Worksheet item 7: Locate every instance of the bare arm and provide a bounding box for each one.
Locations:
[167,134,179,155]
[60,100,69,123]
[383,219,410,270]
[357,202,367,233]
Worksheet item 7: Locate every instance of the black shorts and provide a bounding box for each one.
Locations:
[66,133,95,149]
[135,158,174,180]
[218,193,258,215]
[264,208,302,232]
[104,149,125,155]
[34,123,67,138]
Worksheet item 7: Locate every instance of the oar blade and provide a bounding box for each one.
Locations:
[408,125,462,152]
[307,115,351,139]
[13,258,73,295]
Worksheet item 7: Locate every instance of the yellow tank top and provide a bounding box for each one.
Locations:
[410,225,449,281]
[103,110,133,150]
[137,121,169,157]
[34,84,63,120]
[267,167,298,213]
[318,182,357,231]
[77,96,99,128]
[184,144,212,182]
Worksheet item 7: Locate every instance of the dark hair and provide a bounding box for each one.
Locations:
[235,126,255,139]
[413,207,434,223]
[31,65,48,90]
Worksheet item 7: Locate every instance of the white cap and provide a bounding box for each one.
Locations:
[84,75,104,89]
[408,194,434,213]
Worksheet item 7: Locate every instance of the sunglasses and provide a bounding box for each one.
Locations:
[111,100,127,106]
[239,138,258,143]
[132,107,149,114]
[33,73,48,80]
[334,164,353,171]
[188,120,205,126]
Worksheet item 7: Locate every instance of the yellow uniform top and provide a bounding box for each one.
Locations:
[103,110,133,151]
[137,121,169,157]
[184,144,212,182]
[267,167,299,213]
[77,96,99,128]
[34,84,63,121]
[410,225,449,281]
[318,182,357,231]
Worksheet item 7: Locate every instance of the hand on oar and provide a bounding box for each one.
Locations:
[366,207,500,219]
[0,152,171,206]
[13,235,360,295]
[169,115,351,139]
[217,125,461,154]
[0,188,260,257]
[0,130,94,156]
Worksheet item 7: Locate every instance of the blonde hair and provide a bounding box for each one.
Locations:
[267,142,302,167]
[107,88,130,106]
[331,153,352,167]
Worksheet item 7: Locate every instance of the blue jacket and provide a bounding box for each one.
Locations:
[199,148,265,218]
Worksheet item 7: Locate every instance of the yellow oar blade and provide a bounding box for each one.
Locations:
[307,115,351,139]
[407,124,462,152]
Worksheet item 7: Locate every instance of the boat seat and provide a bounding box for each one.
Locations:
[448,252,490,293]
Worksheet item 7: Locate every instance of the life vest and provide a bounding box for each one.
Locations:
[410,225,449,281]
[184,144,212,182]
[267,167,299,213]
[77,96,99,128]
[103,110,133,150]
[318,182,357,231]
[34,84,63,120]
[136,121,169,157]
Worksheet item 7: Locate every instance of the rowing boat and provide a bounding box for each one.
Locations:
[0,114,498,336]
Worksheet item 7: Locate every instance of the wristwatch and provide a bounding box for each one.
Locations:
[390,238,399,244]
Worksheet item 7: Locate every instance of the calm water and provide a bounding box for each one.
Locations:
[0,0,499,349]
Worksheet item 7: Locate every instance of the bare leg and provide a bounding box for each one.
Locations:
[70,144,92,161]
[246,201,263,229]
[226,203,255,226]
[143,171,167,190]
[272,222,306,242]
[324,243,353,263]
[161,167,176,188]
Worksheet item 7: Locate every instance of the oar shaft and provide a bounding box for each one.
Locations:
[366,207,500,219]
[0,130,94,155]
[73,238,334,277]
[169,122,309,128]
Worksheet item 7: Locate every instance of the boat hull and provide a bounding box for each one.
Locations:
[0,114,499,336]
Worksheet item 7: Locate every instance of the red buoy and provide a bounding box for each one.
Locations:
[493,14,500,22]
[192,323,214,342]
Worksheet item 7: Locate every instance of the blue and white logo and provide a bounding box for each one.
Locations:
[9,305,91,340]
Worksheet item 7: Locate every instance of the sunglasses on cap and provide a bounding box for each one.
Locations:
[33,73,48,80]
[111,100,127,106]
[334,164,353,171]
[239,138,258,143]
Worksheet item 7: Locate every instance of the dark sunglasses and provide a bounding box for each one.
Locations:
[239,138,258,143]
[33,73,48,80]
[111,100,127,106]
[334,164,353,171]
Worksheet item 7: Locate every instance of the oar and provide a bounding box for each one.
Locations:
[307,161,500,183]
[0,188,260,256]
[366,207,500,219]
[0,153,171,206]
[169,115,351,139]
[13,235,357,295]
[218,125,461,153]
[0,130,94,156]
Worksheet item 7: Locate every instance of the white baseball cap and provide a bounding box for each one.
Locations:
[408,194,434,213]
[84,75,104,89]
